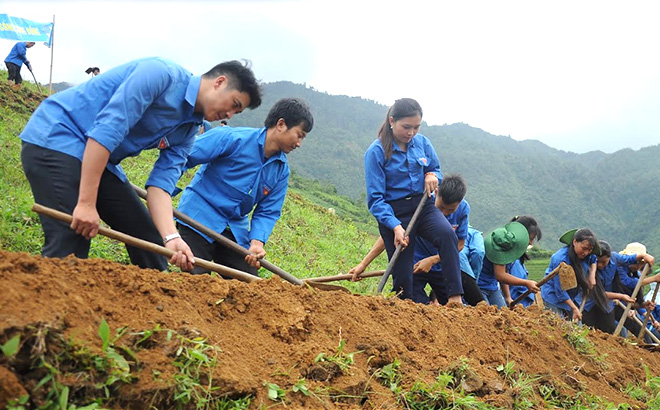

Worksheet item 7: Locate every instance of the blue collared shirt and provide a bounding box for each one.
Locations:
[5,42,28,66]
[541,246,596,311]
[585,252,638,313]
[364,133,442,230]
[446,199,470,240]
[460,227,485,280]
[413,199,471,272]
[176,126,290,249]
[20,57,203,195]
[615,264,642,292]
[477,257,514,291]
[509,260,535,307]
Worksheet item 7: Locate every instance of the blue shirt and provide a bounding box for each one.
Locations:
[201,120,214,134]
[20,57,203,195]
[477,258,514,291]
[585,252,638,313]
[541,246,596,311]
[5,42,28,66]
[176,126,289,249]
[615,264,641,292]
[412,199,470,272]
[509,260,535,307]
[460,227,485,280]
[364,133,442,230]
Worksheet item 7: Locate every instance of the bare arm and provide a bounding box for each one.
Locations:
[350,236,386,280]
[493,263,539,292]
[71,139,110,239]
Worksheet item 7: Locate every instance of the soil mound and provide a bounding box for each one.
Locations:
[1,249,659,409]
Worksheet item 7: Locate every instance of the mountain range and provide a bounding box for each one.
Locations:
[226,81,660,253]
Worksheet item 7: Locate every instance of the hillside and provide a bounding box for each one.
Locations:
[228,82,660,253]
[3,249,660,409]
[0,71,386,289]
[3,68,660,410]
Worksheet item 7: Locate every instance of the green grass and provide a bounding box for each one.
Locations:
[526,258,550,282]
[0,73,386,293]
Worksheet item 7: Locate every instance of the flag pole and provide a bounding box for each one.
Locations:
[48,14,55,95]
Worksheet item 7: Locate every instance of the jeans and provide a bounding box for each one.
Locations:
[480,288,506,308]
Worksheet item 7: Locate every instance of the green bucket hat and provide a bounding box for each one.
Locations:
[484,221,529,265]
[558,228,601,256]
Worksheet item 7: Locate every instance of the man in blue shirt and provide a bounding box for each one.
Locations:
[5,41,35,88]
[412,175,485,305]
[20,57,262,271]
[176,98,313,275]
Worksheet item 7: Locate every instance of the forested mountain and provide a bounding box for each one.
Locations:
[228,81,660,253]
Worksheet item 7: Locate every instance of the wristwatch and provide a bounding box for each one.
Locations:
[163,232,181,244]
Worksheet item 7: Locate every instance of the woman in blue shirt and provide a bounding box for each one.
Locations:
[582,240,656,334]
[364,98,462,303]
[507,216,544,307]
[541,228,608,321]
[479,219,540,308]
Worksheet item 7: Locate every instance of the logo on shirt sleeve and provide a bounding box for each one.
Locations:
[158,137,170,149]
[452,224,458,231]
[262,186,271,196]
[418,157,428,165]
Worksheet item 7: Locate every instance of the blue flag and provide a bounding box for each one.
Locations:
[0,14,53,47]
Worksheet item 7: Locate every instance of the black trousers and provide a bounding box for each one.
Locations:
[21,142,168,270]
[582,307,617,334]
[379,194,462,301]
[178,223,258,277]
[6,62,22,84]
[425,271,485,306]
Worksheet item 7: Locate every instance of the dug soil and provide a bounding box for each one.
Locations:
[1,249,660,409]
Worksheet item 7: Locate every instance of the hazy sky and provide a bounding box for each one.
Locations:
[3,0,659,154]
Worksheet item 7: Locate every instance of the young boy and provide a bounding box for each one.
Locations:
[20,57,261,271]
[176,98,313,275]
[411,174,484,305]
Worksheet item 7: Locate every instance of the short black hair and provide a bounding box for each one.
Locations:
[598,240,612,257]
[264,98,314,132]
[438,174,466,204]
[203,60,262,109]
[510,215,542,242]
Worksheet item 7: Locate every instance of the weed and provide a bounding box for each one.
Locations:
[264,382,286,402]
[374,358,401,393]
[292,379,311,396]
[1,334,20,358]
[6,394,29,410]
[496,360,516,382]
[171,335,223,408]
[314,336,361,374]
[94,319,133,393]
[563,323,606,364]
[399,371,492,409]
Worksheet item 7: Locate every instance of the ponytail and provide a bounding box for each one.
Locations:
[378,98,423,160]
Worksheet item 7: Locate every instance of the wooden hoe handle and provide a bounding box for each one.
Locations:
[32,203,260,283]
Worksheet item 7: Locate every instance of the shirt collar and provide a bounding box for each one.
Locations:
[185,76,204,123]
[392,134,417,152]
[258,127,287,163]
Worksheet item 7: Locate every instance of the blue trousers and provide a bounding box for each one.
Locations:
[379,194,462,302]
[480,288,507,308]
